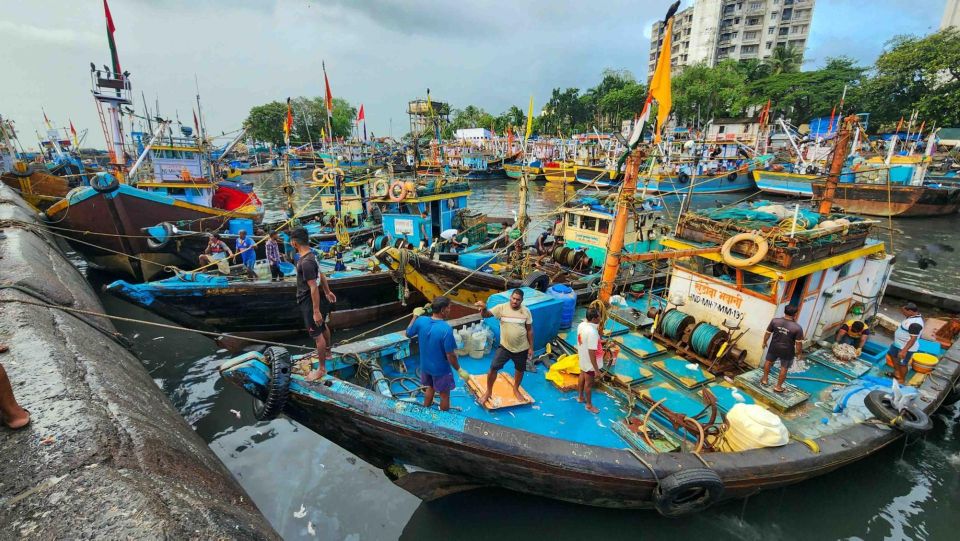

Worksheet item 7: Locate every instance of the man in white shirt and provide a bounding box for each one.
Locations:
[888,302,925,384]
[576,308,602,414]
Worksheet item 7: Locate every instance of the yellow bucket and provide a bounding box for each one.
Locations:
[911,352,938,374]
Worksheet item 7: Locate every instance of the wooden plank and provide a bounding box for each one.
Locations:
[467,373,534,410]
[734,368,809,412]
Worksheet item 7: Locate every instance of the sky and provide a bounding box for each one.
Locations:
[0,0,946,149]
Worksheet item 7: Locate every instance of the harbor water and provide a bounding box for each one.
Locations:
[94,176,960,540]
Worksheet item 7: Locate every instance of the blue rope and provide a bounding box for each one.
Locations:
[690,323,722,357]
[661,310,689,340]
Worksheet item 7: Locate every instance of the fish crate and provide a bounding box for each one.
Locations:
[676,215,872,269]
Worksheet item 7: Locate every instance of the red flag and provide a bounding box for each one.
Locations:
[42,109,51,129]
[69,119,78,147]
[323,62,333,118]
[283,98,293,141]
[356,104,365,122]
[192,109,199,136]
[103,0,121,74]
[895,116,904,133]
[827,106,837,133]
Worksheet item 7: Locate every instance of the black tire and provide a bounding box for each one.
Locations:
[144,222,175,251]
[805,165,817,176]
[677,172,690,184]
[522,270,550,292]
[727,172,737,182]
[252,346,292,421]
[653,468,725,517]
[91,172,120,194]
[894,404,933,434]
[864,390,899,423]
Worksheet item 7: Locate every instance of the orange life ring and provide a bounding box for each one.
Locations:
[389,180,407,202]
[721,232,768,268]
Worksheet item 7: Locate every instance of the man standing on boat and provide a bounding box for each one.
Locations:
[761,305,804,393]
[576,308,602,414]
[265,230,283,281]
[888,303,924,384]
[475,289,534,404]
[406,296,470,411]
[234,229,257,279]
[291,227,337,379]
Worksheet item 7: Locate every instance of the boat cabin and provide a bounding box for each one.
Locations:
[371,178,473,249]
[558,203,664,264]
[311,178,370,225]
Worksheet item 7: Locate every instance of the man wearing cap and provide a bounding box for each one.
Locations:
[835,306,871,353]
[888,302,924,384]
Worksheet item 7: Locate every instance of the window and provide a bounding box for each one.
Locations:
[742,45,758,53]
[837,261,853,279]
[747,17,761,26]
[580,215,598,231]
[718,125,726,134]
[745,31,759,39]
[766,41,772,49]
[779,27,789,35]
[750,1,763,9]
[567,214,579,228]
[597,219,610,234]
[768,27,775,34]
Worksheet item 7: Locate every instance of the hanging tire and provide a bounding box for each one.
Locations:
[677,172,690,184]
[144,222,175,251]
[91,172,120,194]
[252,346,292,421]
[864,390,932,434]
[653,468,725,517]
[727,172,738,182]
[864,390,899,423]
[522,270,549,292]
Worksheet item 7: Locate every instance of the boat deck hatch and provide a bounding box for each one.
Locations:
[651,356,716,389]
[467,373,534,410]
[701,382,755,413]
[734,368,810,411]
[806,349,873,378]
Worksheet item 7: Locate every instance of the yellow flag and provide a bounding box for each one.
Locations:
[524,95,534,141]
[649,17,674,144]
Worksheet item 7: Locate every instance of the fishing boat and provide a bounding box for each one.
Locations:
[105,252,411,339]
[542,161,577,183]
[219,114,960,516]
[503,158,544,181]
[43,64,263,281]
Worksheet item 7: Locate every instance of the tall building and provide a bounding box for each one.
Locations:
[648,0,816,75]
[943,0,960,29]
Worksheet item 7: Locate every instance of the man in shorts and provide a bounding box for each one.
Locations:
[576,308,602,414]
[761,305,804,393]
[291,227,336,379]
[406,296,470,411]
[888,302,924,384]
[475,288,534,405]
[234,229,257,279]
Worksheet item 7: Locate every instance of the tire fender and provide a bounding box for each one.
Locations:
[653,468,725,517]
[252,346,292,421]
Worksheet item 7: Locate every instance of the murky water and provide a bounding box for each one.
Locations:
[96,176,960,540]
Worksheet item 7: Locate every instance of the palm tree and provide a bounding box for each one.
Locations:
[766,45,803,75]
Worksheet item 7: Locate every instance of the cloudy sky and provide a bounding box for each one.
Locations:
[1,0,945,148]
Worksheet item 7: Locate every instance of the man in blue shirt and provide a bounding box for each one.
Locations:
[406,296,470,411]
[234,229,257,279]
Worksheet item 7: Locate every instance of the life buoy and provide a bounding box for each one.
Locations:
[372,179,389,197]
[653,468,725,517]
[864,390,933,434]
[281,185,295,196]
[144,222,175,251]
[677,171,690,184]
[311,167,325,183]
[252,346,292,421]
[323,167,345,184]
[726,172,738,182]
[389,180,407,202]
[721,231,768,268]
[91,172,120,194]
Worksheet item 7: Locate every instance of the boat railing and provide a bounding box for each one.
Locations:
[90,69,132,105]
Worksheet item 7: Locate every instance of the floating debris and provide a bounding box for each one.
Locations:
[293,504,307,519]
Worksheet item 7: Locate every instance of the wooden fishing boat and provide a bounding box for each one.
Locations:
[810,181,960,217]
[640,170,755,194]
[752,169,816,197]
[575,164,623,188]
[503,159,544,181]
[105,256,413,337]
[218,21,960,516]
[542,161,577,183]
[0,164,74,211]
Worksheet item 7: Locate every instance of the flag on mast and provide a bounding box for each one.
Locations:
[524,95,534,142]
[323,62,334,119]
[192,109,200,137]
[103,0,121,75]
[648,5,677,144]
[42,109,52,130]
[69,120,79,147]
[356,104,365,123]
[283,98,294,144]
[895,116,904,133]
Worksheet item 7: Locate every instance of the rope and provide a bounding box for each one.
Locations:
[690,323,722,357]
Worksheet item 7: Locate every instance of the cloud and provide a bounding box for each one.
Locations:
[0,21,99,46]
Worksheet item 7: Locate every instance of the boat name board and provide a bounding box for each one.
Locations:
[689,282,744,320]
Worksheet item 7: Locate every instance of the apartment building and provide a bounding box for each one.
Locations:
[648,0,816,74]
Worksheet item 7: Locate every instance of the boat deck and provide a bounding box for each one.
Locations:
[351,299,944,453]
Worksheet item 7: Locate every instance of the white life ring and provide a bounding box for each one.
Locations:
[721,232,768,268]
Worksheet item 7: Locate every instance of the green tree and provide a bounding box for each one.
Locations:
[245,96,355,146]
[244,101,287,146]
[765,45,803,75]
[861,28,960,126]
[671,60,748,123]
[746,57,867,123]
[540,87,587,134]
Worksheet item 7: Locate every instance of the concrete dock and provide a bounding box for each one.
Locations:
[0,186,277,539]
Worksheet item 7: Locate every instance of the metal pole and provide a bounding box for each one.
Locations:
[818,115,856,215]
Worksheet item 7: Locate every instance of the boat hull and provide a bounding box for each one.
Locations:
[1,168,74,211]
[640,172,755,194]
[106,271,411,334]
[752,170,814,197]
[542,164,576,183]
[810,182,960,217]
[43,184,262,281]
[220,350,959,509]
[575,166,623,188]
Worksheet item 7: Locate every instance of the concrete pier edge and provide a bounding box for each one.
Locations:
[0,186,277,539]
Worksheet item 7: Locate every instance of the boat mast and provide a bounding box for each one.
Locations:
[818,114,856,215]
